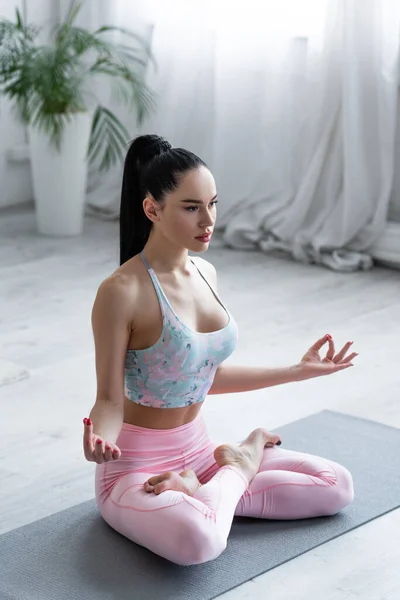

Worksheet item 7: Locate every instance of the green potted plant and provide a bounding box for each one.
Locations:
[0,1,156,236]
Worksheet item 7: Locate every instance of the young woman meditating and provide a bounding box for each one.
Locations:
[83,134,356,566]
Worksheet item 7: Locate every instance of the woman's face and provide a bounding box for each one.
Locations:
[147,166,218,252]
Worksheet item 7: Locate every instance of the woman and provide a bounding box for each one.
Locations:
[83,134,356,566]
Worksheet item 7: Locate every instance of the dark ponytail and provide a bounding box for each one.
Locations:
[119,134,207,265]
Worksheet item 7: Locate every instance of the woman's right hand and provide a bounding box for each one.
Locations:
[83,418,121,463]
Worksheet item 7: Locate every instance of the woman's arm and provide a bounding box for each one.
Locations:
[208,335,356,395]
[208,363,303,395]
[88,274,135,443]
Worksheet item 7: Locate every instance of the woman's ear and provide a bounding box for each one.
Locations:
[143,196,161,223]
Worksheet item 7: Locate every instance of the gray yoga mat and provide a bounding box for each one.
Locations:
[1,410,400,600]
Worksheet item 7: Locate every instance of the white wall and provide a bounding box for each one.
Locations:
[0,0,58,208]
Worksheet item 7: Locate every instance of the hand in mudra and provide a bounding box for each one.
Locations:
[299,334,358,379]
[83,418,121,463]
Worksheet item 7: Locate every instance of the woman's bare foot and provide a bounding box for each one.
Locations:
[143,469,202,496]
[214,428,281,484]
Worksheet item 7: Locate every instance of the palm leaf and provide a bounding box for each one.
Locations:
[94,25,155,65]
[15,8,23,29]
[55,0,83,46]
[88,106,130,170]
[57,25,112,57]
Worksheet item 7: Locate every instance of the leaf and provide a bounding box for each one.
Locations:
[15,8,23,30]
[94,25,156,68]
[55,1,84,48]
[64,1,83,30]
[88,105,130,171]
[88,106,130,169]
[95,25,150,48]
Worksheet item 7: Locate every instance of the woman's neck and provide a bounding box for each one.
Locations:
[142,235,190,274]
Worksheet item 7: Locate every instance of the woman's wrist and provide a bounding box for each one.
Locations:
[89,399,123,443]
[289,363,310,382]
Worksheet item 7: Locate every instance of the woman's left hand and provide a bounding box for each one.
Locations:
[297,334,358,379]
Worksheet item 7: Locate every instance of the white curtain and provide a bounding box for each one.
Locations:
[390,89,400,222]
[72,0,400,271]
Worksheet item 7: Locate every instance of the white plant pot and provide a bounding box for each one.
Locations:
[29,111,93,236]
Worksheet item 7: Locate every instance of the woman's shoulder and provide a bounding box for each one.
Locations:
[191,255,218,285]
[95,255,145,307]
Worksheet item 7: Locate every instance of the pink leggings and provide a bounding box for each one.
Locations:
[95,412,354,566]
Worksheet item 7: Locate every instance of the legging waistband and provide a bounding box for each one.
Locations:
[118,411,209,457]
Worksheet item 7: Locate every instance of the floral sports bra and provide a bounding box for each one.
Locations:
[124,252,238,408]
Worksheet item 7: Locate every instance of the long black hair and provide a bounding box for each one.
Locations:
[119,134,207,265]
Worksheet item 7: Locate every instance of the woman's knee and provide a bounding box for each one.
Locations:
[99,489,228,566]
[326,464,354,515]
[172,519,227,566]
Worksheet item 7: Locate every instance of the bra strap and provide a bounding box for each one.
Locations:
[190,258,229,315]
[140,251,167,320]
[140,250,151,271]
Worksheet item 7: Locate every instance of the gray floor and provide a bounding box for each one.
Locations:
[1,205,399,600]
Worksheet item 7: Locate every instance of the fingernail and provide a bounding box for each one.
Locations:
[83,418,87,424]
[96,439,102,445]
[276,441,282,446]
[87,418,92,426]
[105,445,111,450]
[326,334,332,339]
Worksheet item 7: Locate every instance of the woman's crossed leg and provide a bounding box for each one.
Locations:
[238,447,354,519]
[96,428,273,565]
[96,433,354,565]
